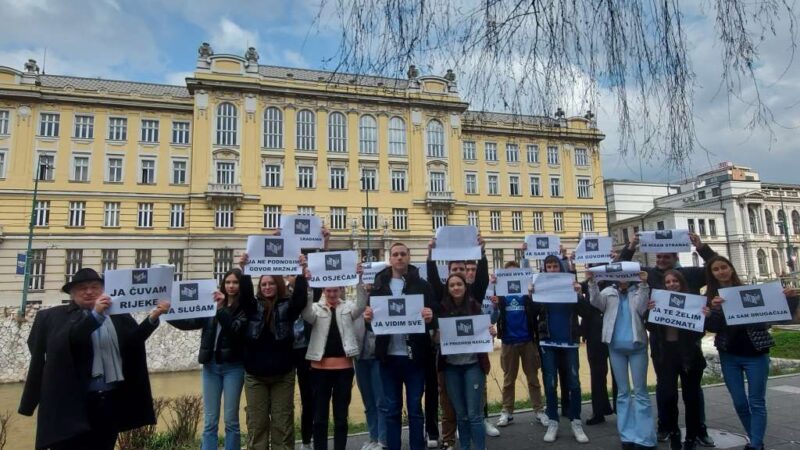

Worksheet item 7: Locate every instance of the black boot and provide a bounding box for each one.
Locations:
[683,440,697,450]
[670,431,683,450]
[586,415,605,425]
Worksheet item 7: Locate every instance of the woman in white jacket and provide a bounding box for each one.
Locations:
[587,271,656,450]
[302,275,368,450]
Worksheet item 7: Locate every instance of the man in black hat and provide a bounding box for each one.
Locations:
[19,267,170,450]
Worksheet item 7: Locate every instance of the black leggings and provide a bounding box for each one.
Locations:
[312,367,355,450]
[294,348,314,445]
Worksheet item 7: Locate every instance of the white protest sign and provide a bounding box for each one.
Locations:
[362,261,388,284]
[719,281,792,325]
[481,283,497,315]
[308,251,359,288]
[106,266,174,315]
[588,262,642,282]
[439,314,493,355]
[524,234,561,260]
[244,236,302,276]
[639,229,691,253]
[494,268,534,296]
[280,215,324,249]
[432,226,482,261]
[648,289,706,332]
[532,272,577,303]
[417,263,449,284]
[370,294,425,335]
[162,279,218,321]
[574,236,613,264]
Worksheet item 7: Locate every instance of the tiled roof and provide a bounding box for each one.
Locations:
[463,110,558,127]
[258,65,410,89]
[39,75,191,98]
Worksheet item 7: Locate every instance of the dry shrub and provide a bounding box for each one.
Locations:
[117,397,170,450]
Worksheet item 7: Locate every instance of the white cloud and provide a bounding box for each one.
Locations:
[209,18,260,55]
[282,50,307,67]
[164,71,193,86]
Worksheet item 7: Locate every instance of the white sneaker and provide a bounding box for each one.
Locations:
[543,420,559,442]
[484,419,500,437]
[496,411,513,427]
[426,438,438,448]
[535,411,549,427]
[571,419,589,444]
[360,442,374,450]
[300,444,313,450]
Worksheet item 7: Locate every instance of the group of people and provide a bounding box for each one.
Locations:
[18,228,799,450]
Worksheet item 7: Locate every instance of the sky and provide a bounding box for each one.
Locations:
[1,0,798,184]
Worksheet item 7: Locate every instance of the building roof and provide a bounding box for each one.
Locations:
[38,74,191,98]
[463,110,559,127]
[257,65,410,89]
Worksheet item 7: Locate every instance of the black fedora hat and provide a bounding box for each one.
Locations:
[62,267,104,293]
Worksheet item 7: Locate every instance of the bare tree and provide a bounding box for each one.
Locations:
[314,0,797,169]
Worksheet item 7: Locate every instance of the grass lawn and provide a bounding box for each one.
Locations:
[771,329,800,360]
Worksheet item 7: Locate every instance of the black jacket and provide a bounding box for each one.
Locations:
[706,294,799,353]
[426,256,490,303]
[646,321,706,372]
[579,280,610,343]
[19,304,159,449]
[618,243,717,294]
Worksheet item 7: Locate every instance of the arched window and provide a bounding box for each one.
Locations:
[216,102,238,146]
[263,107,283,149]
[328,112,347,153]
[757,249,769,276]
[359,115,378,154]
[777,209,787,235]
[426,119,445,158]
[388,117,406,155]
[793,210,800,235]
[772,249,783,276]
[296,109,316,150]
[765,209,775,235]
[748,207,760,233]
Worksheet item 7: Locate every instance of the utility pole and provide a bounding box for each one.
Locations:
[778,193,795,273]
[19,157,47,319]
[362,176,372,262]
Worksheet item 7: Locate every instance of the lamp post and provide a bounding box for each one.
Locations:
[361,176,373,262]
[777,193,795,273]
[19,157,50,319]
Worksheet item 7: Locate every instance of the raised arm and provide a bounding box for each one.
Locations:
[470,255,490,300]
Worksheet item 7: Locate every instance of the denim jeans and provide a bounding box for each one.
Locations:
[719,352,770,448]
[540,346,581,421]
[609,346,656,447]
[355,358,387,446]
[201,361,245,450]
[443,362,486,450]
[380,356,426,450]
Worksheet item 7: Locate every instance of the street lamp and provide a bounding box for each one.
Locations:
[360,176,373,262]
[777,193,795,273]
[19,157,52,319]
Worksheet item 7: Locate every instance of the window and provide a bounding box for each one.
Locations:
[330,207,348,230]
[28,249,46,291]
[532,211,544,232]
[108,117,127,141]
[360,115,378,154]
[215,204,234,228]
[656,221,665,230]
[765,210,775,235]
[140,159,156,184]
[581,213,594,232]
[687,218,696,233]
[757,249,768,276]
[73,115,94,139]
[748,207,761,233]
[0,110,9,135]
[39,113,60,137]
[577,177,591,198]
[172,159,187,184]
[429,171,446,192]
[622,228,630,244]
[550,177,561,197]
[362,207,378,230]
[778,210,788,235]
[553,211,564,232]
[698,190,707,200]
[137,203,153,228]
[485,142,497,161]
[170,203,185,228]
[506,144,519,162]
[709,219,717,236]
[711,186,721,197]
[328,112,347,152]
[547,146,559,165]
[492,249,504,270]
[487,173,499,195]
[216,161,235,185]
[68,201,85,227]
[698,219,707,236]
[361,168,377,191]
[169,249,184,281]
[793,210,800,235]
[0,151,5,178]
[213,249,233,283]
[140,119,159,143]
[490,211,502,231]
[432,209,448,230]
[107,157,123,183]
[465,172,478,194]
[391,169,407,192]
[263,107,283,149]
[296,109,316,150]
[426,120,445,158]
[65,249,83,283]
[264,164,282,188]
[512,211,523,232]
[388,117,407,155]
[298,206,315,216]
[263,205,281,228]
[509,174,521,196]
[526,144,539,163]
[392,208,408,230]
[37,154,55,181]
[297,165,315,189]
[467,210,480,228]
[103,202,120,227]
[514,248,525,263]
[216,102,238,146]
[463,141,476,160]
[135,249,152,268]
[575,148,589,166]
[33,201,49,226]
[329,167,346,190]
[72,155,89,182]
[172,121,190,145]
[101,249,118,274]
[529,175,541,196]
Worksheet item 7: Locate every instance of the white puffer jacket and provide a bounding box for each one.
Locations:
[588,280,650,345]
[303,284,368,361]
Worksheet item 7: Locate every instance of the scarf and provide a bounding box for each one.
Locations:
[91,313,125,384]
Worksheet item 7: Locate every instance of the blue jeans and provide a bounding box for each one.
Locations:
[355,358,387,445]
[443,362,486,450]
[609,345,656,447]
[719,352,770,448]
[380,356,426,450]
[202,361,245,450]
[540,346,581,421]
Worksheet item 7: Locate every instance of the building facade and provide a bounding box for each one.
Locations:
[0,45,606,306]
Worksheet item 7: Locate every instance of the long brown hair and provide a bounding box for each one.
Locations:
[257,275,287,302]
[442,273,473,316]
[663,269,689,293]
[704,255,743,300]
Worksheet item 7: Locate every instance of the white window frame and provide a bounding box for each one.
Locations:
[485,142,497,161]
[392,208,408,231]
[526,144,539,163]
[37,153,55,181]
[465,172,478,194]
[65,249,83,284]
[71,154,90,182]
[68,201,86,227]
[362,207,378,230]
[264,164,282,188]
[215,102,238,146]
[73,115,94,139]
[215,204,235,228]
[0,109,9,135]
[170,203,185,228]
[106,155,124,183]
[467,210,480,228]
[550,176,561,197]
[506,143,519,162]
[263,107,283,149]
[391,169,407,192]
[34,200,50,226]
[388,117,407,156]
[575,148,589,166]
[581,212,594,232]
[172,121,191,145]
[0,150,6,178]
[512,211,523,232]
[463,141,476,160]
[103,202,120,227]
[432,209,448,230]
[553,211,564,232]
[140,119,159,143]
[137,203,154,228]
[547,146,559,165]
[329,166,347,190]
[108,117,127,141]
[139,157,156,184]
[328,111,347,153]
[263,205,282,228]
[529,175,541,196]
[171,158,187,185]
[490,211,502,231]
[509,174,521,196]
[426,119,445,158]
[296,109,316,150]
[330,207,348,230]
[487,173,499,195]
[297,165,316,189]
[577,177,592,198]
[361,167,378,191]
[39,113,60,137]
[532,211,544,232]
[429,171,446,193]
[215,161,236,185]
[359,115,378,154]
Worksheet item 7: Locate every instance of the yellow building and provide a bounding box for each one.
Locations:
[0,45,606,306]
